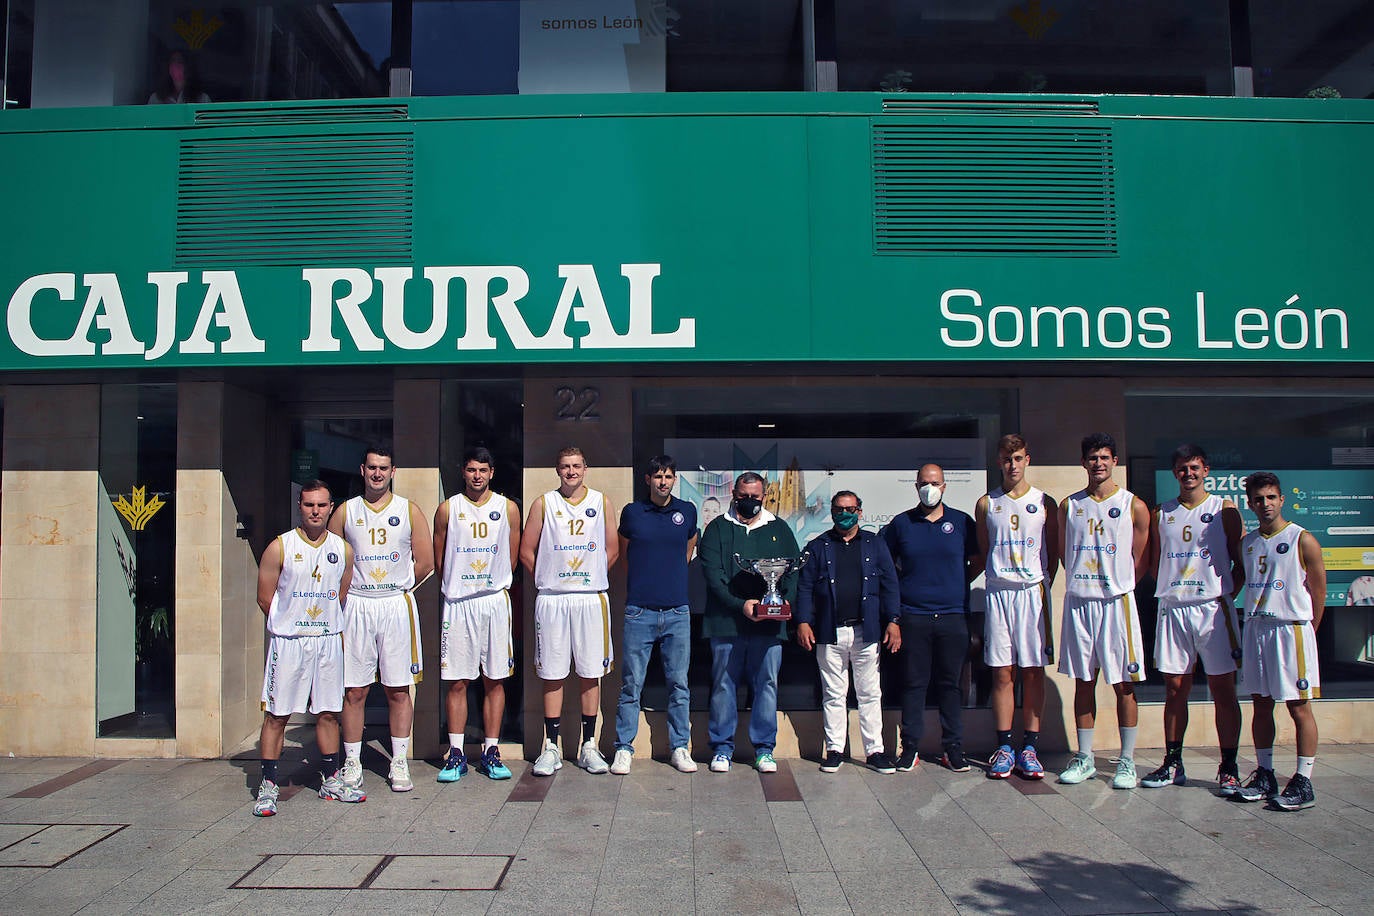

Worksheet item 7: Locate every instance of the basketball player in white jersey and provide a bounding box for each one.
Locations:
[328,444,434,793]
[253,480,363,816]
[1234,471,1327,811]
[519,447,620,776]
[1057,433,1151,789]
[975,434,1058,779]
[432,446,521,782]
[1141,444,1245,793]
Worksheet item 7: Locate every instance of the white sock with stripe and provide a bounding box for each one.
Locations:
[391,736,410,760]
[343,741,362,762]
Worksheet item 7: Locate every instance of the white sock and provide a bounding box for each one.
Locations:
[343,741,362,762]
[1296,755,1315,779]
[391,736,410,760]
[448,733,463,751]
[484,737,499,752]
[1077,728,1095,757]
[1257,746,1274,770]
[1119,726,1138,760]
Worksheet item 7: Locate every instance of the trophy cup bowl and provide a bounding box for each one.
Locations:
[733,554,799,620]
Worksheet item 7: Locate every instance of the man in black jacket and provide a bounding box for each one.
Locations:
[796,490,902,774]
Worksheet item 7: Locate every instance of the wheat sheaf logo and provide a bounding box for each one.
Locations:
[305,605,325,620]
[112,486,167,531]
[470,558,489,575]
[368,568,389,583]
[173,10,223,50]
[1083,559,1100,573]
[567,555,585,572]
[1010,0,1060,40]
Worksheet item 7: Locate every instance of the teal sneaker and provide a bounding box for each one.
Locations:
[437,748,467,783]
[476,746,512,780]
[1057,752,1097,785]
[1112,757,1138,790]
[755,752,778,773]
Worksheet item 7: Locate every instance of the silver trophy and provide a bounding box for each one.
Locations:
[733,554,800,620]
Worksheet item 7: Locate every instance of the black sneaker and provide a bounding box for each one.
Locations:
[867,752,898,774]
[1234,766,1279,802]
[896,746,919,772]
[819,750,844,773]
[1217,767,1241,797]
[1140,757,1186,788]
[941,746,971,773]
[1271,773,1316,811]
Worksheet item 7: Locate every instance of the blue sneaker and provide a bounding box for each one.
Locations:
[987,745,1015,779]
[1015,746,1045,779]
[476,746,512,780]
[437,748,467,783]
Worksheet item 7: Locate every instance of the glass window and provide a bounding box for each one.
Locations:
[1127,387,1374,698]
[3,0,35,109]
[98,384,178,738]
[1250,0,1374,98]
[836,0,1232,95]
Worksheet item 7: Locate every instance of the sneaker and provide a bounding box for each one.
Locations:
[1217,767,1241,797]
[340,756,364,790]
[896,746,919,772]
[1112,757,1138,790]
[579,740,609,774]
[1141,758,1186,789]
[709,754,732,773]
[253,779,279,817]
[867,752,898,774]
[1234,766,1278,803]
[610,748,633,775]
[671,747,698,773]
[1271,773,1316,811]
[941,746,971,773]
[755,752,778,774]
[819,750,844,773]
[476,746,512,780]
[319,772,367,803]
[987,745,1015,779]
[532,741,563,777]
[1015,746,1045,779]
[437,748,467,783]
[389,756,414,792]
[1058,752,1097,785]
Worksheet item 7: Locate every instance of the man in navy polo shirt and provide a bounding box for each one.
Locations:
[611,455,699,774]
[882,463,983,773]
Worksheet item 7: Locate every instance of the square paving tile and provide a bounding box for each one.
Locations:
[369,854,511,890]
[235,854,384,889]
[0,824,126,867]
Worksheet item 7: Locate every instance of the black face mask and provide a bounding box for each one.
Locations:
[734,496,763,519]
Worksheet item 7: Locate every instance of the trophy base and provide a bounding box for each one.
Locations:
[757,600,792,621]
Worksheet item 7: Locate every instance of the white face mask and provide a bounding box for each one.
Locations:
[918,483,943,508]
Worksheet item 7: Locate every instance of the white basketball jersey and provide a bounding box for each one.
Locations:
[441,492,514,599]
[1064,487,1137,598]
[534,488,609,593]
[984,486,1049,587]
[342,494,415,597]
[1155,493,1234,603]
[267,528,348,637]
[1242,523,1313,622]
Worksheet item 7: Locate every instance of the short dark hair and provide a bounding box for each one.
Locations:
[1244,471,1282,497]
[463,445,496,467]
[735,471,766,491]
[831,490,862,509]
[1081,432,1118,460]
[645,455,677,476]
[300,479,332,500]
[1171,444,1208,468]
[998,434,1028,455]
[362,442,395,463]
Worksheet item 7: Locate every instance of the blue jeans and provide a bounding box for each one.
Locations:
[708,634,782,757]
[615,605,692,751]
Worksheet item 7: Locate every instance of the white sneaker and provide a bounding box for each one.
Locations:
[671,747,698,773]
[579,741,609,774]
[340,756,364,790]
[709,754,732,773]
[532,741,562,777]
[388,756,413,792]
[610,748,633,775]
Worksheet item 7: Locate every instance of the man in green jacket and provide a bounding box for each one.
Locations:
[699,471,800,773]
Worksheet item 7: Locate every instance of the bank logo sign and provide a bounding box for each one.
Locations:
[112,485,166,531]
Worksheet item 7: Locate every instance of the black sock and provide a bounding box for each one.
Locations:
[1220,747,1239,771]
[996,730,1014,748]
[1021,730,1039,750]
[320,752,339,777]
[545,717,561,743]
[582,714,597,743]
[1166,741,1183,762]
[261,759,278,783]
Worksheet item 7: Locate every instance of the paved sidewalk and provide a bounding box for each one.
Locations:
[0,743,1370,915]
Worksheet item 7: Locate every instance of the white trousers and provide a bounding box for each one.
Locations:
[816,626,885,756]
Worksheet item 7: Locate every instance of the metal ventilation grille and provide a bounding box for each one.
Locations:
[193,103,409,126]
[880,98,1100,116]
[177,133,412,266]
[873,123,1117,256]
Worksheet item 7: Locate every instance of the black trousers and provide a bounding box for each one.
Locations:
[899,613,970,751]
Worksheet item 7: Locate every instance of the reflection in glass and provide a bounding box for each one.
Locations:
[1250,0,1374,98]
